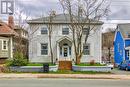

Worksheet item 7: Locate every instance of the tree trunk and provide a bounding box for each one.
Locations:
[49,35,53,64]
[108,47,111,63]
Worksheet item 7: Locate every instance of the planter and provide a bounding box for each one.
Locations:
[9,65,58,73]
[72,65,113,72]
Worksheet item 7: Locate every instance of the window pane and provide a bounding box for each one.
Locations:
[83,43,90,55]
[62,28,69,35]
[41,28,48,34]
[41,43,48,55]
[69,47,71,55]
[3,41,7,50]
[83,28,89,35]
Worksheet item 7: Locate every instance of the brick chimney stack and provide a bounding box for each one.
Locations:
[8,13,14,29]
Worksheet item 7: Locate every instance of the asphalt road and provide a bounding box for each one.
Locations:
[0,78,130,87]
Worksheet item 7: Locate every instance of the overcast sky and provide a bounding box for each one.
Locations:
[1,0,130,31]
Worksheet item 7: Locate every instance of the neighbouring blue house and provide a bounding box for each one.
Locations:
[114,24,130,65]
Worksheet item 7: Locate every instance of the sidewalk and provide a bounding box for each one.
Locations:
[0,73,130,79]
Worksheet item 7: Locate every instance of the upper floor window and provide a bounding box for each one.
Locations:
[128,34,130,38]
[41,27,48,34]
[62,28,69,35]
[83,28,89,35]
[83,43,90,55]
[2,40,8,50]
[41,43,48,55]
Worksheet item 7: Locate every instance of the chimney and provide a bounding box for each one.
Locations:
[8,13,14,29]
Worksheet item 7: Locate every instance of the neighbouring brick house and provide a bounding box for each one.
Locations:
[0,14,28,63]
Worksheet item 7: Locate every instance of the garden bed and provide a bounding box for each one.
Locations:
[9,65,58,73]
[72,65,113,72]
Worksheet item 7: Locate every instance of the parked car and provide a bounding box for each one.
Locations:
[118,60,130,71]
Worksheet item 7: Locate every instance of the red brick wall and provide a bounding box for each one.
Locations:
[58,61,72,70]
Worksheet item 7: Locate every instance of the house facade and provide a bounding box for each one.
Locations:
[27,14,103,63]
[114,24,130,65]
[0,16,17,63]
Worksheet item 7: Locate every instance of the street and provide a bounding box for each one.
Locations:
[0,78,130,87]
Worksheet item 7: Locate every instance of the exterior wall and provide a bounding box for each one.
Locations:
[0,37,10,58]
[114,31,124,65]
[29,24,102,63]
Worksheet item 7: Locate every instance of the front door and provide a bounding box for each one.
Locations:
[63,46,68,57]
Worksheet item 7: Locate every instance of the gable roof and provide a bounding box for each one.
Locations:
[118,23,130,38]
[0,21,18,36]
[27,14,103,25]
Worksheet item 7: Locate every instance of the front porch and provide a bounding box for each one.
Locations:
[56,36,74,61]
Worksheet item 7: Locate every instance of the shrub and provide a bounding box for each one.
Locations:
[89,60,95,65]
[6,52,28,66]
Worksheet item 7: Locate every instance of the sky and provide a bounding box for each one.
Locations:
[1,0,130,31]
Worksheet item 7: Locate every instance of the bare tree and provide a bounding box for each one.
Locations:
[47,11,56,64]
[59,0,110,64]
[102,28,115,62]
[14,9,30,58]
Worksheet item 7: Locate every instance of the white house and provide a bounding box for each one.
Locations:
[27,14,103,63]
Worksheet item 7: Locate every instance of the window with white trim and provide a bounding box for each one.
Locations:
[41,43,48,55]
[83,43,90,55]
[41,27,48,34]
[62,28,69,35]
[2,40,8,50]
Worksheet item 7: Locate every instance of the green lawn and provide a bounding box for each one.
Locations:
[75,63,106,66]
[27,63,56,66]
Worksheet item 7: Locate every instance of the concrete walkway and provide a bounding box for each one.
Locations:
[0,73,130,79]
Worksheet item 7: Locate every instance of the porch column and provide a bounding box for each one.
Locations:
[10,36,13,58]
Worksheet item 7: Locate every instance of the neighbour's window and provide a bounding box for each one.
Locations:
[128,34,130,38]
[83,43,90,55]
[83,28,89,35]
[41,27,48,34]
[2,40,8,50]
[62,28,69,35]
[127,51,129,58]
[41,43,48,55]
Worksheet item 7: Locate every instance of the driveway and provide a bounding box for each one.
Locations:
[111,68,130,75]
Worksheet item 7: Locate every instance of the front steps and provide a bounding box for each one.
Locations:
[58,61,72,70]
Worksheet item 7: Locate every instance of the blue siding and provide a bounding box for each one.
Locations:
[114,31,124,65]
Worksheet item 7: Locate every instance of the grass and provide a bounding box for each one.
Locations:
[27,63,56,66]
[75,63,106,66]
